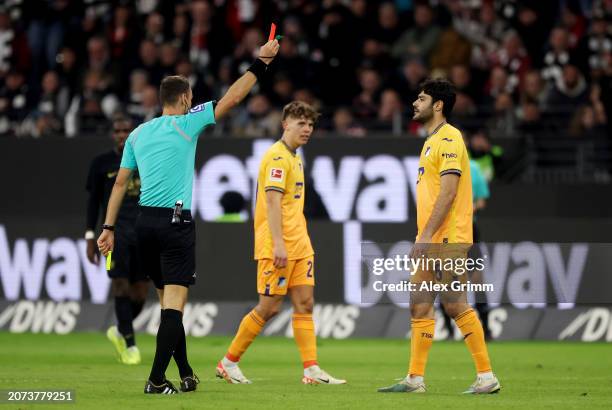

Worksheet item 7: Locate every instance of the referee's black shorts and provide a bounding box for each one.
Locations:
[109,223,146,283]
[135,206,196,290]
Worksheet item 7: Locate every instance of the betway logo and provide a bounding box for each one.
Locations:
[263,304,360,339]
[133,302,218,337]
[0,300,79,334]
[191,139,419,222]
[344,222,588,308]
[0,225,110,303]
[559,308,612,342]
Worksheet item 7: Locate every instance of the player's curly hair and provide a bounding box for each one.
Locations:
[282,101,320,122]
[419,78,456,118]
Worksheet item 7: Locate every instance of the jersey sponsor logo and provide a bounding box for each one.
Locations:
[272,156,283,161]
[189,103,206,113]
[441,138,453,142]
[424,147,431,157]
[269,168,284,182]
[441,153,457,159]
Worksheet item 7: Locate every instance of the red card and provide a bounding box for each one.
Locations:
[268,23,276,41]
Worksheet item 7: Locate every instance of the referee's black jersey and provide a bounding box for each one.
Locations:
[86,150,140,231]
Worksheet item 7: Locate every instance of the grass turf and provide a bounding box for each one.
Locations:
[0,332,611,409]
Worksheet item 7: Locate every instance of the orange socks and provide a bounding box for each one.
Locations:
[408,318,435,376]
[226,310,266,362]
[455,309,492,373]
[292,313,318,368]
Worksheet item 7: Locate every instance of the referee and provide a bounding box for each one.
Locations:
[85,115,148,365]
[97,38,280,394]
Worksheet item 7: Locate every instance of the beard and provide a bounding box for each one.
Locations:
[413,107,433,124]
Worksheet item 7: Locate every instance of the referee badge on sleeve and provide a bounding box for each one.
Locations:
[269,168,284,182]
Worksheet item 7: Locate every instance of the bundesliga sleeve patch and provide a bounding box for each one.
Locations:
[189,103,206,113]
[269,168,284,182]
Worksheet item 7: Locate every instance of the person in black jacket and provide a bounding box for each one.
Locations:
[85,115,149,365]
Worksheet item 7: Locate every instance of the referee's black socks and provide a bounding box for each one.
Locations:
[149,309,183,385]
[174,322,193,378]
[115,296,136,347]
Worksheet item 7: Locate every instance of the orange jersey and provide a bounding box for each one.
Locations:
[416,123,473,243]
[254,140,314,260]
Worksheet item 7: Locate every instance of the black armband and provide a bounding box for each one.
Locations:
[102,224,115,231]
[247,58,268,81]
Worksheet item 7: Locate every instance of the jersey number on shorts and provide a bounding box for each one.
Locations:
[306,260,313,278]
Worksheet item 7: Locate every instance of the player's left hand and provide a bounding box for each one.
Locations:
[258,39,280,65]
[97,230,114,256]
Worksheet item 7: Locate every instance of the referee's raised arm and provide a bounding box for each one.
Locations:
[214,39,280,120]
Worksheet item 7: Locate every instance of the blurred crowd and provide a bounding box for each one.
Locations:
[0,0,610,140]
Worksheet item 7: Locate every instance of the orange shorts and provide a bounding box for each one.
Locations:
[257,256,315,296]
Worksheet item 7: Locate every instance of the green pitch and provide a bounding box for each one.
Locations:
[1,332,610,409]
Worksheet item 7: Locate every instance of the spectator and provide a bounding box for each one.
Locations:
[0,9,30,76]
[231,94,281,138]
[518,99,545,134]
[175,58,211,103]
[429,25,472,71]
[486,93,517,139]
[135,39,163,87]
[392,58,427,105]
[125,70,149,121]
[172,12,191,54]
[270,73,295,108]
[332,107,366,137]
[569,104,607,138]
[144,12,165,45]
[392,3,440,62]
[0,71,30,136]
[64,70,119,138]
[352,67,382,121]
[492,31,530,91]
[375,89,404,132]
[546,64,588,121]
[542,27,573,84]
[159,42,180,78]
[577,16,612,77]
[374,2,403,45]
[55,47,79,98]
[520,70,548,108]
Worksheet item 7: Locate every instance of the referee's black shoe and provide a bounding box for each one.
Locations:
[144,379,178,394]
[180,374,200,392]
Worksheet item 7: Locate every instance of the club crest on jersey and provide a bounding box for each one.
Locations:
[189,103,205,113]
[442,137,453,142]
[424,146,431,157]
[270,168,284,182]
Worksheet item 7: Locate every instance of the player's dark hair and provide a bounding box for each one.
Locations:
[282,101,320,122]
[159,75,190,106]
[419,78,456,118]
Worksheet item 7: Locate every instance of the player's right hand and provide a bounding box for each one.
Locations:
[97,230,114,257]
[273,242,288,269]
[86,238,100,264]
[258,39,280,65]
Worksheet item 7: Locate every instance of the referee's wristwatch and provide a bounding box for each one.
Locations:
[102,224,115,232]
